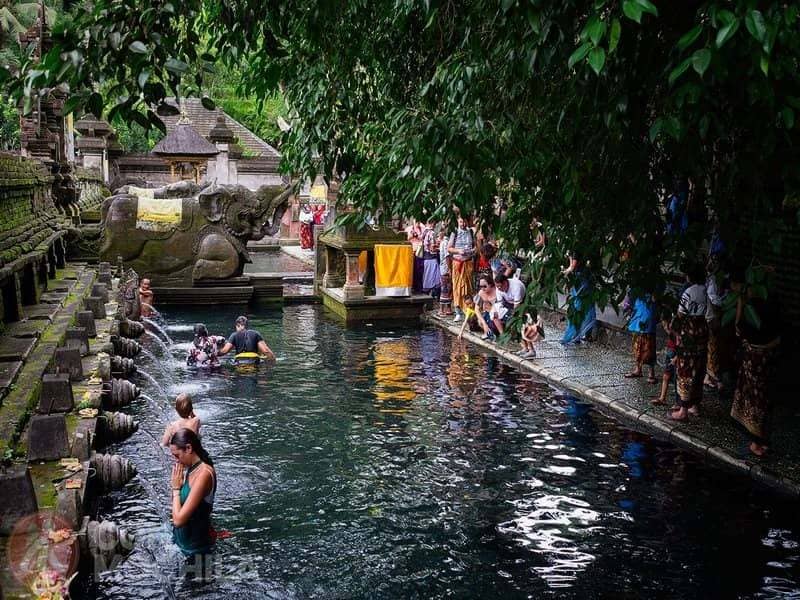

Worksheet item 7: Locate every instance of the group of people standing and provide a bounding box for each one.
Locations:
[406,215,546,357]
[299,203,328,251]
[403,198,782,460]
[622,259,781,457]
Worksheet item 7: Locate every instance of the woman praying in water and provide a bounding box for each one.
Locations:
[169,428,217,558]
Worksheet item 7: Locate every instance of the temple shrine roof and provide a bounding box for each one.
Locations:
[151,117,219,157]
[158,98,279,157]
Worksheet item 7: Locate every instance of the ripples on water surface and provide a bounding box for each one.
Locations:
[78,306,800,599]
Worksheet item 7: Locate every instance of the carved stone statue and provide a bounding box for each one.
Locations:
[100,181,292,286]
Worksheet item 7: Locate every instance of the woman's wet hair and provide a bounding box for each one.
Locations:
[175,393,193,418]
[193,323,208,338]
[170,427,213,466]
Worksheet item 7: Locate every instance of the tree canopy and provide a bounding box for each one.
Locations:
[4,0,800,316]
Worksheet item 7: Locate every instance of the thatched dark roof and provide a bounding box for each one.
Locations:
[151,121,219,157]
[158,98,280,157]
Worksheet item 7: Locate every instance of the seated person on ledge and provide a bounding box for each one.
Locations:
[218,315,275,360]
[139,278,155,317]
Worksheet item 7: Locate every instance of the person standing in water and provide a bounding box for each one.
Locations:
[187,323,225,368]
[169,428,216,558]
[218,315,275,360]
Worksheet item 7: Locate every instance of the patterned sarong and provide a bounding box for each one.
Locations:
[674,314,709,408]
[731,340,779,441]
[451,259,474,311]
[300,222,314,249]
[706,321,736,381]
[440,273,452,305]
[632,333,656,366]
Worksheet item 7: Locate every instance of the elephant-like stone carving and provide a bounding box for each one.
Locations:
[100,181,292,286]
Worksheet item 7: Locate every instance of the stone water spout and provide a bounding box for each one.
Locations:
[99,411,139,445]
[118,319,145,338]
[100,181,293,286]
[110,356,137,378]
[109,335,142,358]
[90,453,138,491]
[102,378,140,408]
[79,517,135,571]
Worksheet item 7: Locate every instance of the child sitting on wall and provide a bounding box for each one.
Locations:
[139,278,155,317]
[161,393,201,446]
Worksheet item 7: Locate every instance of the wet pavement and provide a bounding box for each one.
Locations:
[426,311,800,497]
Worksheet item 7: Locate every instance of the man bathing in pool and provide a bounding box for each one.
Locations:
[218,315,275,360]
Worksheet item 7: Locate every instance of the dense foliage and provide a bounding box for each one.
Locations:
[4,0,800,319]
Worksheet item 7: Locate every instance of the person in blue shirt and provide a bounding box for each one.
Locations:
[623,291,658,383]
[665,177,689,237]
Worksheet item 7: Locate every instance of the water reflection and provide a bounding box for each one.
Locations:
[80,306,800,600]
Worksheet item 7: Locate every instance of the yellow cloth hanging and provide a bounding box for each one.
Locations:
[374,244,413,297]
[358,250,368,280]
[136,196,182,232]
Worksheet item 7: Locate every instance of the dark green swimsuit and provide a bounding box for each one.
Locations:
[173,461,216,556]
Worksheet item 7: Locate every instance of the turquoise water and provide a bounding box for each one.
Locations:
[80,305,800,599]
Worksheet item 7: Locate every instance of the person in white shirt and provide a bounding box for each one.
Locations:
[494,272,526,309]
[670,264,710,422]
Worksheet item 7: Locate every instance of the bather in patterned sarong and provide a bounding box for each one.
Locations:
[673,314,708,408]
[730,339,780,442]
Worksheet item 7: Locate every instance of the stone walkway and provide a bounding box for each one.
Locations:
[425,311,800,497]
[281,244,316,267]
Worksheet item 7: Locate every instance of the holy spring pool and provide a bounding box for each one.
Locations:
[79,305,800,599]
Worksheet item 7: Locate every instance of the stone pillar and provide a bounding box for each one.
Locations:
[27,414,70,461]
[0,466,38,535]
[91,283,109,303]
[103,148,110,183]
[215,143,230,184]
[321,247,345,289]
[65,327,90,356]
[342,250,365,300]
[48,245,57,278]
[84,296,106,319]
[54,238,66,268]
[76,311,97,337]
[38,373,74,413]
[54,347,84,381]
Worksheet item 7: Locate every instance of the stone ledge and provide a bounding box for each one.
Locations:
[0,268,96,458]
[423,312,800,498]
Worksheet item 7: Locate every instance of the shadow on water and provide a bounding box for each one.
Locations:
[78,305,800,600]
